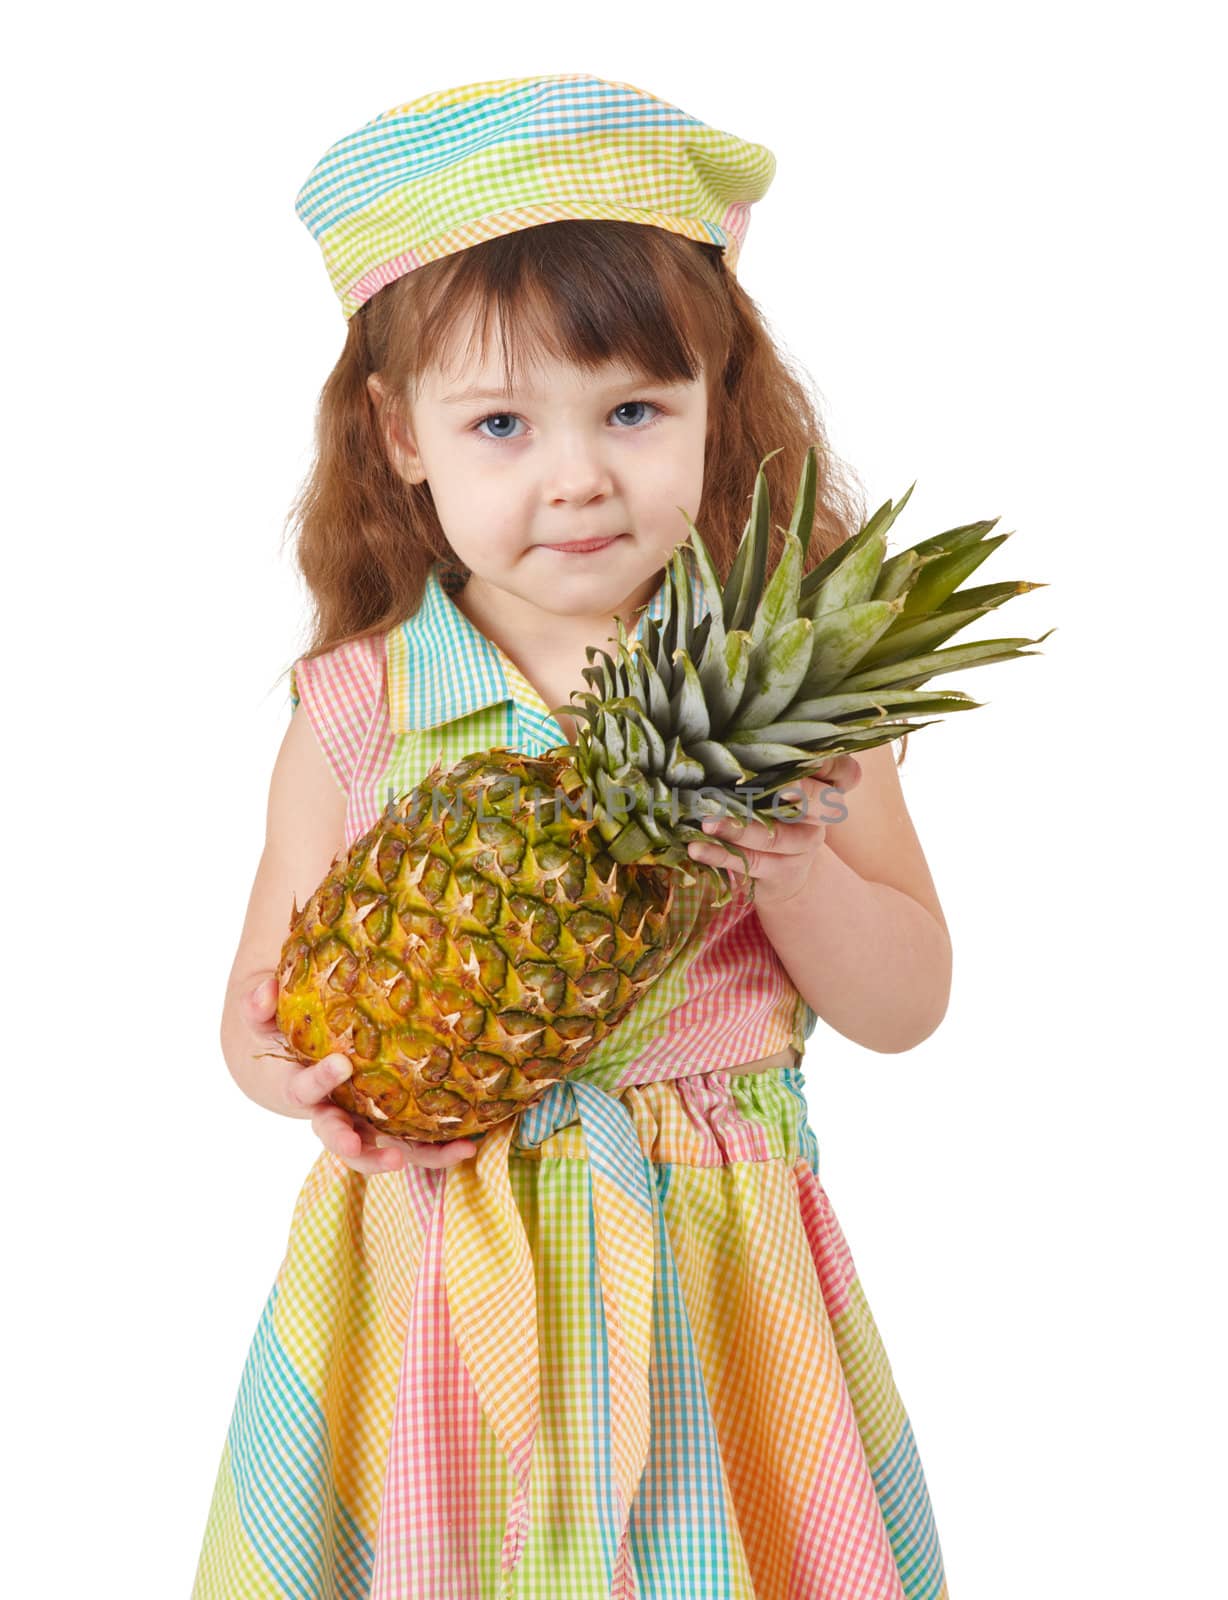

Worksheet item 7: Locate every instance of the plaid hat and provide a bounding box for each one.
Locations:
[295,73,776,320]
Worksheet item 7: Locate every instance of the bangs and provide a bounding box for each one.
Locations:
[369,220,728,410]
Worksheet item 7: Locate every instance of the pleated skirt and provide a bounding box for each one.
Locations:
[192,1065,949,1599]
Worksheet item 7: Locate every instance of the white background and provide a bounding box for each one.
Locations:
[4,3,1224,1594]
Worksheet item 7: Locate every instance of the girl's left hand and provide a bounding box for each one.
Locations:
[686,756,863,910]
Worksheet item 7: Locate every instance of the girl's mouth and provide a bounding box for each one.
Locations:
[539,534,625,555]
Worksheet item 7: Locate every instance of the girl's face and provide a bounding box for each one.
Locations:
[371,312,709,637]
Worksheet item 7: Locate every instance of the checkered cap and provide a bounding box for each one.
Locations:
[295,73,776,319]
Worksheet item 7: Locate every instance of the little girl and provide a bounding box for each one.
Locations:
[193,74,953,1600]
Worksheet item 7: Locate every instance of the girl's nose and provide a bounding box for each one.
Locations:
[542,446,616,503]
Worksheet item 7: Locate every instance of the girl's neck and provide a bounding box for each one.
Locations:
[450,566,665,666]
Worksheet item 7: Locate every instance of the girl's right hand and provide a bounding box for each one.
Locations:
[241,974,480,1173]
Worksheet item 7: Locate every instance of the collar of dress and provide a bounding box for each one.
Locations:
[385,545,706,733]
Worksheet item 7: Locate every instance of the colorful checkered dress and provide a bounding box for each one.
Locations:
[192,552,950,1599]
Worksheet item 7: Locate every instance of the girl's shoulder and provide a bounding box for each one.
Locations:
[289,631,389,795]
[290,563,448,722]
[289,631,386,711]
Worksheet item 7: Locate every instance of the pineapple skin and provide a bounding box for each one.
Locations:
[274,749,686,1142]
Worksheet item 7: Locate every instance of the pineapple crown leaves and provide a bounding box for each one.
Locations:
[539,444,1052,901]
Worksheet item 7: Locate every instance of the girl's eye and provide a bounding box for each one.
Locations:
[472,400,663,442]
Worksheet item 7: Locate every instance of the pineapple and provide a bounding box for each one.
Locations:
[266,446,1051,1142]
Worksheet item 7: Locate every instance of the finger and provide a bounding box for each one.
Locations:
[762,781,826,827]
[689,836,766,877]
[779,772,853,823]
[244,976,281,1030]
[245,975,276,1014]
[312,1100,478,1172]
[377,1132,478,1169]
[312,1103,409,1173]
[286,1052,353,1112]
[697,815,814,856]
[813,756,862,789]
[692,840,800,908]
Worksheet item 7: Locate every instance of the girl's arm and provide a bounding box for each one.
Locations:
[218,702,481,1173]
[220,704,348,1116]
[755,742,953,1054]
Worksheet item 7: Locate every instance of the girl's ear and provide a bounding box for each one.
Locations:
[367,373,427,485]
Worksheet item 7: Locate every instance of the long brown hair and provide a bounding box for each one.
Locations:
[282,219,905,762]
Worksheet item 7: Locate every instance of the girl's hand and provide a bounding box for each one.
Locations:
[686,757,863,911]
[242,975,479,1173]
